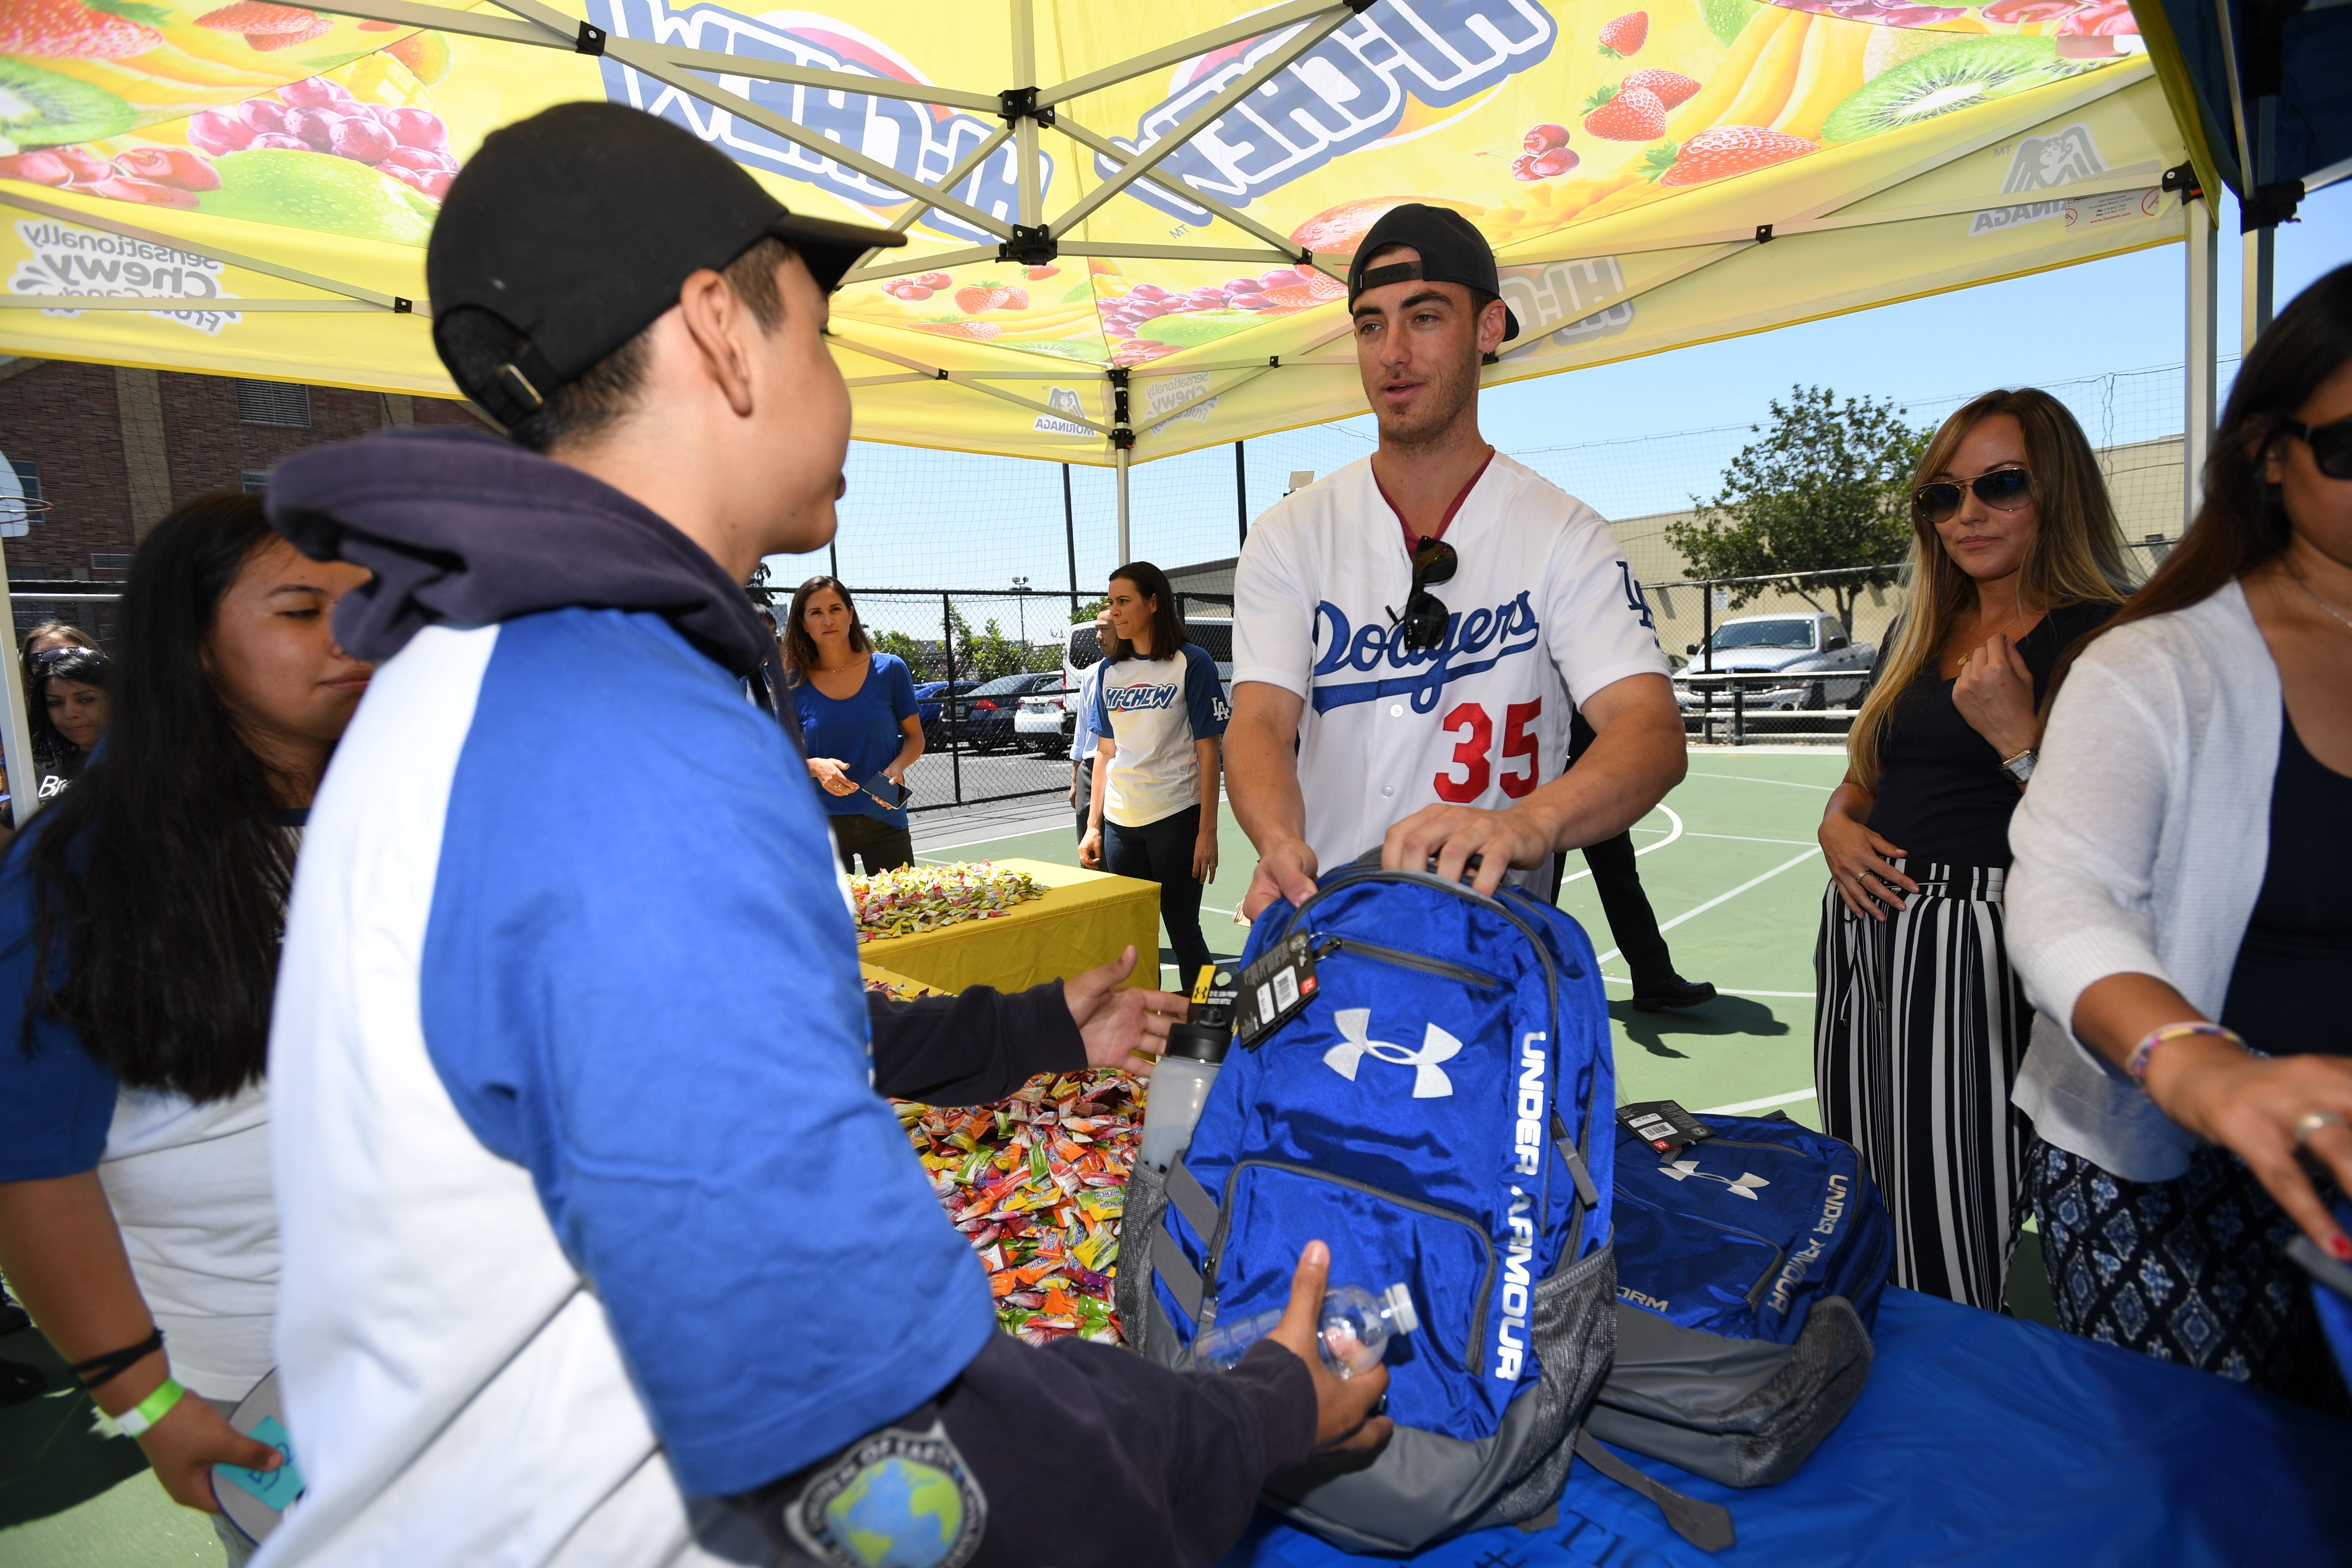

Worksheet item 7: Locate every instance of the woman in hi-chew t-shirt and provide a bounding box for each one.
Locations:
[0,495,373,1564]
[784,575,924,875]
[1081,560,1229,988]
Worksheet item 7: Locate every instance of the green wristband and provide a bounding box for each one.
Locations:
[112,1376,185,1438]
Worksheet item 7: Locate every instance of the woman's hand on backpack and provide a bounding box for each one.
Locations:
[136,1389,282,1514]
[1269,1241,1393,1456]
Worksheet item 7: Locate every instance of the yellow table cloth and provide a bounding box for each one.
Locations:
[857,859,1159,996]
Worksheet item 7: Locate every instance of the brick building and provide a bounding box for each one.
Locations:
[0,357,485,583]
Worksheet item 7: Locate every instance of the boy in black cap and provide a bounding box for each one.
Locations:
[1226,204,1690,945]
[260,102,1385,1568]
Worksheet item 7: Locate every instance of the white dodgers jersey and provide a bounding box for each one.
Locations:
[1231,452,1668,879]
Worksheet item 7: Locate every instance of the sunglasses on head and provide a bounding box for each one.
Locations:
[1393,536,1458,654]
[1913,467,2034,524]
[2278,416,2352,480]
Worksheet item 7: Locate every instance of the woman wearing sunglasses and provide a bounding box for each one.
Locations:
[2006,266,2352,1408]
[1813,388,2133,1310]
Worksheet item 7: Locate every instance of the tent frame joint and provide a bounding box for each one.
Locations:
[999,223,1058,266]
[2162,161,2205,204]
[1108,367,1134,451]
[574,19,606,54]
[1754,223,1773,244]
[393,297,414,313]
[2242,179,2304,231]
[996,85,1053,128]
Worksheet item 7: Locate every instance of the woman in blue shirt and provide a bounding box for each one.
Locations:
[785,575,923,874]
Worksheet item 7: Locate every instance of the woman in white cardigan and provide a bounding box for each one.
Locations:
[2008,264,2352,1410]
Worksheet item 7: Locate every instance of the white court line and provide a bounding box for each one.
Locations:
[1688,771,1834,792]
[1558,804,1684,885]
[1699,1087,1818,1115]
[1684,831,1818,848]
[1599,975,1818,998]
[1591,847,1820,967]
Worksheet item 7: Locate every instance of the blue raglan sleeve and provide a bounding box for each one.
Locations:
[1090,664,1114,748]
[0,828,118,1183]
[885,654,918,724]
[1184,645,1229,740]
[419,614,994,1498]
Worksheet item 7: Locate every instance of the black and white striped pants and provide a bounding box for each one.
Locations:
[1813,862,2032,1311]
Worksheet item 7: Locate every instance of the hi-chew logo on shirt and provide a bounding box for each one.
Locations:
[1101,0,1556,223]
[10,220,241,335]
[1309,591,1542,715]
[1103,682,1179,713]
[588,2,1050,244]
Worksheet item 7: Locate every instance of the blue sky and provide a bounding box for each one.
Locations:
[782,184,2349,608]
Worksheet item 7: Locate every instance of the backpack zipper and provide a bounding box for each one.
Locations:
[1307,933,1501,990]
[1206,1157,1499,1377]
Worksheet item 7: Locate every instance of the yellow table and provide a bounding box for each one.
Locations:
[856,858,1160,995]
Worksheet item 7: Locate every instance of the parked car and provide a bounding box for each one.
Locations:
[955,671,1066,752]
[1673,612,1875,711]
[1018,617,1238,755]
[913,678,979,731]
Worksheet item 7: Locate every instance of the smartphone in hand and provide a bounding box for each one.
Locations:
[861,772,910,809]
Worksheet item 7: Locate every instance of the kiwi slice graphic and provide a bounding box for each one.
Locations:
[1820,36,2073,143]
[0,59,135,154]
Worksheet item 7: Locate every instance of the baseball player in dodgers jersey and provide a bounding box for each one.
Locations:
[1229,205,1685,912]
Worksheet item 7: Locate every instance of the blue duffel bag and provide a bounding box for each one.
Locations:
[1589,1111,1894,1488]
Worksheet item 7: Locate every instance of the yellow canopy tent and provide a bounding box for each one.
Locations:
[0,0,2196,816]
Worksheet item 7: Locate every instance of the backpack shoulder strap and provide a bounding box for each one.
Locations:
[1573,1431,1736,1553]
[1152,1158,1224,1322]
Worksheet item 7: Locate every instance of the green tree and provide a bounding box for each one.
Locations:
[1664,385,1927,633]
[1070,595,1107,624]
[872,628,925,670]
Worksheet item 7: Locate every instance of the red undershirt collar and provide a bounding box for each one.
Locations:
[1375,448,1496,553]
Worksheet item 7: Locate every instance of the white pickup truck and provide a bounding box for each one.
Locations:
[1674,610,1876,712]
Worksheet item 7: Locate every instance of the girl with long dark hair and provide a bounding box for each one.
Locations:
[32,644,111,795]
[784,574,923,874]
[1080,561,1228,987]
[0,494,373,1556]
[1813,388,2133,1309]
[2008,265,2352,1408]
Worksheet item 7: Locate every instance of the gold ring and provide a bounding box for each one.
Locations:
[2295,1111,2348,1148]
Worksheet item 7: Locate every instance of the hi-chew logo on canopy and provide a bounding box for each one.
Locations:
[1103,0,1556,224]
[9,220,241,335]
[588,3,1051,244]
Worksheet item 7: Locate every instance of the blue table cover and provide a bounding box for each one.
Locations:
[1223,1288,2352,1568]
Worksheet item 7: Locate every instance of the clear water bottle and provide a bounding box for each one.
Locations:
[1138,966,1235,1174]
[1193,1282,1419,1378]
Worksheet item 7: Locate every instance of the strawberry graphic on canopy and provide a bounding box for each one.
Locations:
[195,1,330,49]
[1598,11,1648,57]
[1647,126,1818,186]
[1621,69,1701,111]
[1583,82,1668,142]
[0,0,166,60]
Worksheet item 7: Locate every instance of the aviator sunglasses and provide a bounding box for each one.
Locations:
[2278,416,2352,480]
[1392,536,1459,653]
[1913,466,2034,525]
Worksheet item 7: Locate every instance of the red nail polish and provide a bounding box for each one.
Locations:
[2331,1234,2351,1263]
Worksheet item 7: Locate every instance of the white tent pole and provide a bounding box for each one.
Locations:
[2243,227,2275,347]
[2184,192,2218,534]
[1116,446,1132,566]
[0,535,40,829]
[1013,0,1040,229]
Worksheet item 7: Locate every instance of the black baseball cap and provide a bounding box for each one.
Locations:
[1345,204,1521,343]
[427,101,906,425]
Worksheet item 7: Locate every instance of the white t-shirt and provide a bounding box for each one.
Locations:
[1092,644,1229,828]
[98,1082,277,1402]
[1232,452,1667,882]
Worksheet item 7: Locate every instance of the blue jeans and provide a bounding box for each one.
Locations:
[1104,805,1211,988]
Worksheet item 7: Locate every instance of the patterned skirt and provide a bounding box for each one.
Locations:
[2029,1138,2351,1414]
[1813,863,2032,1311]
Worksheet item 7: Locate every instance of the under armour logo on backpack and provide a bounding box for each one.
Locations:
[1323,1008,1462,1099]
[1660,1160,1770,1199]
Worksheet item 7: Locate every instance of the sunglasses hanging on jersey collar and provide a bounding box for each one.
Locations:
[2278,414,2352,480]
[1390,536,1459,653]
[1912,466,2035,525]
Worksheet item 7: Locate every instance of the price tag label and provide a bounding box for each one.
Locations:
[1617,1099,1714,1155]
[1234,934,1319,1048]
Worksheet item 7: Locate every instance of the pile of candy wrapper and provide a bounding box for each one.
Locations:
[887,1055,1144,1347]
[851,862,1047,943]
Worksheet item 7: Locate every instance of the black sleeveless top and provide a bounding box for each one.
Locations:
[1863,600,2116,869]
[2219,710,2352,1057]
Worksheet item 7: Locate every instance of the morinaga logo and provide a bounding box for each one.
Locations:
[1101,0,1556,224]
[1495,1032,1546,1381]
[588,2,1051,244]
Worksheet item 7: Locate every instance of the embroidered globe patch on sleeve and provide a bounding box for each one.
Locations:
[784,1424,986,1568]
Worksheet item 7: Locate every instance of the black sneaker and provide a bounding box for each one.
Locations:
[0,1286,28,1338]
[0,1358,39,1407]
[1631,975,1717,1012]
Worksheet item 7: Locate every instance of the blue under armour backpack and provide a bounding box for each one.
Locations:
[1116,862,1623,1554]
[1590,1111,1894,1488]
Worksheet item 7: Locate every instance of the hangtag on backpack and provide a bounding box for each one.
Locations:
[1234,934,1318,1048]
[1618,1100,1713,1155]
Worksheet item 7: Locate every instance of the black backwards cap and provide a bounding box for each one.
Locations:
[427,101,906,426]
[1344,204,1521,344]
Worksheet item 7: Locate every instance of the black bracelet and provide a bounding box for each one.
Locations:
[67,1326,164,1391]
